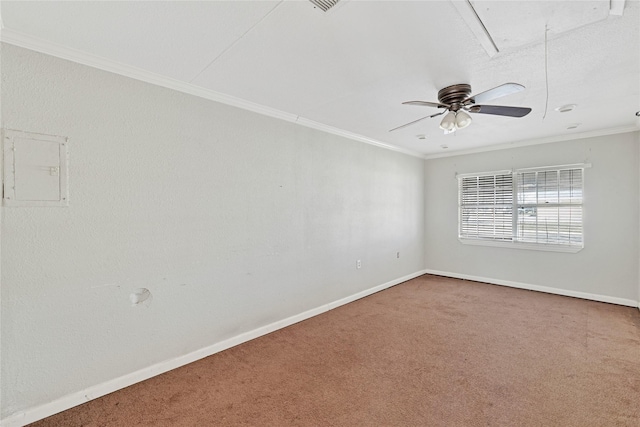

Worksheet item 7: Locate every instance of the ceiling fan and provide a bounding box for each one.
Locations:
[390,83,532,133]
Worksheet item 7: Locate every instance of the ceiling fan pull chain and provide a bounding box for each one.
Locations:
[542,24,550,120]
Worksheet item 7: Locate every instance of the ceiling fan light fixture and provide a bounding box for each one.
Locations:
[391,82,531,133]
[439,111,457,131]
[455,110,472,129]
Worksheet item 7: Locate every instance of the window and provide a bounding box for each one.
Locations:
[459,172,513,241]
[458,165,585,252]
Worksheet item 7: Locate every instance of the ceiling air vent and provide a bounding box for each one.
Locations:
[309,0,341,12]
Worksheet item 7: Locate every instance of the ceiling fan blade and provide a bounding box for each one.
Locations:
[402,100,451,109]
[389,110,447,132]
[465,83,525,104]
[468,105,532,117]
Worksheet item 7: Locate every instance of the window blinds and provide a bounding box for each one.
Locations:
[458,167,583,247]
[459,173,513,241]
[516,169,583,246]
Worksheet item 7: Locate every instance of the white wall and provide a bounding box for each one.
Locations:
[424,132,640,304]
[0,44,425,419]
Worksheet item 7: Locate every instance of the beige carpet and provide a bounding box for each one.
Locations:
[30,274,640,426]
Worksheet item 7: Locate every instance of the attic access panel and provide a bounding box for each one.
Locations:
[3,129,69,207]
[456,0,611,56]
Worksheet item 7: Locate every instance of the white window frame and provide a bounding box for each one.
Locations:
[458,164,589,253]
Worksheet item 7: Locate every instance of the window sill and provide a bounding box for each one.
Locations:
[458,238,583,253]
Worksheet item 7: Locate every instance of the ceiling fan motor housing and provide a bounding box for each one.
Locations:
[438,84,472,111]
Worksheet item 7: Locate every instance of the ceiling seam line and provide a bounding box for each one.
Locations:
[188,0,284,83]
[466,0,499,54]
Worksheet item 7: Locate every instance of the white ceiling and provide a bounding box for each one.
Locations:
[1,0,639,156]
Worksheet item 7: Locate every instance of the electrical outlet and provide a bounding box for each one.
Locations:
[356,259,361,269]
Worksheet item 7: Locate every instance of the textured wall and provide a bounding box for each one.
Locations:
[0,44,425,418]
[424,132,640,302]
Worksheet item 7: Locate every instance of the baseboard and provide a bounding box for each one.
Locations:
[0,269,427,427]
[424,269,639,308]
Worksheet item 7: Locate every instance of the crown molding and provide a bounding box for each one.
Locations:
[0,29,425,159]
[3,29,637,162]
[294,116,420,156]
[423,125,640,160]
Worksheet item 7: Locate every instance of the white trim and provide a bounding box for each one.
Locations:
[1,31,638,162]
[451,0,499,57]
[458,238,583,253]
[455,163,592,179]
[516,163,591,172]
[423,269,638,307]
[424,126,640,160]
[455,169,511,179]
[2,30,638,162]
[294,116,420,157]
[0,30,424,159]
[0,269,428,427]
